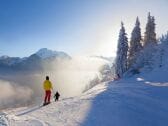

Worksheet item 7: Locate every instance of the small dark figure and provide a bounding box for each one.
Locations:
[117,74,120,79]
[114,73,120,81]
[54,91,60,101]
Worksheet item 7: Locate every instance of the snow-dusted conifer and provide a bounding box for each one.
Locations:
[115,22,128,77]
[128,17,142,68]
[157,32,168,67]
[144,12,157,46]
[160,32,168,44]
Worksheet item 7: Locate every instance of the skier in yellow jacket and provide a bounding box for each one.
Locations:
[43,76,53,106]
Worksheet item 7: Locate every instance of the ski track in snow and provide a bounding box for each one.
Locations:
[2,77,168,126]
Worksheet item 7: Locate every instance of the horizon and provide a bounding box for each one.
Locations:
[0,0,168,57]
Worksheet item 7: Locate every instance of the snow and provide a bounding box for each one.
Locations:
[1,65,168,126]
[0,55,10,59]
[35,48,69,59]
[0,113,9,126]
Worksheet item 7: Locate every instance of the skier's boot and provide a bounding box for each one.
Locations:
[43,102,47,106]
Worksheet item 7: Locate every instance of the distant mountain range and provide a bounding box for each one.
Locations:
[0,48,71,74]
[0,48,114,75]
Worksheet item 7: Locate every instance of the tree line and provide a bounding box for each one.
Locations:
[115,12,157,77]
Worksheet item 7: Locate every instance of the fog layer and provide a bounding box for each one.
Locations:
[0,56,112,110]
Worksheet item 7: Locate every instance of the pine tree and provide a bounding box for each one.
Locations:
[115,22,128,77]
[128,17,142,68]
[160,32,168,44]
[158,32,168,67]
[144,12,157,46]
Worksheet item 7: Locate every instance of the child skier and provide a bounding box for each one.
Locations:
[54,91,60,101]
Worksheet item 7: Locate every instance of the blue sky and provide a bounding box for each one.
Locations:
[0,0,168,57]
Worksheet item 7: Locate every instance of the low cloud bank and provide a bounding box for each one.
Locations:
[0,80,33,110]
[0,56,113,109]
[46,57,110,97]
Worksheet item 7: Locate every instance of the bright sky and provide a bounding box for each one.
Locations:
[0,0,167,57]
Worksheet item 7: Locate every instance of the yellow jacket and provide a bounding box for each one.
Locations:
[43,80,53,91]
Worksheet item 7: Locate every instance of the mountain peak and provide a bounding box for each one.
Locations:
[35,48,71,59]
[37,48,48,52]
[0,55,10,59]
[35,48,58,59]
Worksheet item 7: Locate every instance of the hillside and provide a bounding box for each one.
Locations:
[1,65,168,126]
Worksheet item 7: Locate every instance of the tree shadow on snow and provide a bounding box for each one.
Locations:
[81,79,168,126]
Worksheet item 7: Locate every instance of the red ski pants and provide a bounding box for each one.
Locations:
[44,90,51,103]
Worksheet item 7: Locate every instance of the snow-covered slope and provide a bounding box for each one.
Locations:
[2,66,168,126]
